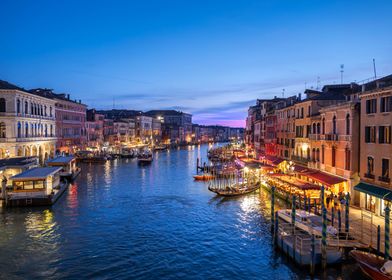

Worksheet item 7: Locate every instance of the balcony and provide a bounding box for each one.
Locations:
[364,173,375,179]
[309,134,321,141]
[379,176,391,183]
[322,134,338,141]
[339,135,352,141]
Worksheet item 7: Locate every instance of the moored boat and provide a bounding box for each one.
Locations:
[137,150,153,164]
[208,182,259,196]
[350,250,392,280]
[193,174,215,181]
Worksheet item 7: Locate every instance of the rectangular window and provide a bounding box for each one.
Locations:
[382,159,390,179]
[379,126,391,144]
[321,145,325,164]
[381,96,392,113]
[365,126,376,143]
[366,99,377,114]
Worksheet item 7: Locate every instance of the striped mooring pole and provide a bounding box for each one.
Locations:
[271,186,275,227]
[292,195,296,233]
[385,204,390,260]
[308,197,311,213]
[314,199,317,215]
[320,185,325,210]
[345,192,350,233]
[322,206,327,269]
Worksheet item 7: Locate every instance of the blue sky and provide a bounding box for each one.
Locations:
[1,0,391,127]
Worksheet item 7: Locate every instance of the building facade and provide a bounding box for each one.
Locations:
[0,81,57,163]
[356,76,392,215]
[30,89,87,154]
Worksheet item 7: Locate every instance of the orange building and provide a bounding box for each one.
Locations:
[355,75,392,216]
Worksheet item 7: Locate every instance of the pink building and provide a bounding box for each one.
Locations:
[30,89,87,154]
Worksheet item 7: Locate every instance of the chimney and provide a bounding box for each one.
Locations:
[298,93,302,100]
[67,94,70,99]
[362,84,366,92]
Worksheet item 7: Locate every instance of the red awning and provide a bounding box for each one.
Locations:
[293,165,311,174]
[262,155,284,166]
[306,171,346,186]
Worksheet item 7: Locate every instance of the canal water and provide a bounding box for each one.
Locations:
[0,144,365,279]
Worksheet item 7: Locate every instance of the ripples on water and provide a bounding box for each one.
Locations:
[0,144,364,279]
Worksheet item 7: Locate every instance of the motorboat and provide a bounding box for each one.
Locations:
[350,250,392,280]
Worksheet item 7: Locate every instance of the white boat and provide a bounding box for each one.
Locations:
[277,209,338,237]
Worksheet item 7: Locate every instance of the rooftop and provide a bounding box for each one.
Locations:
[144,110,191,117]
[47,156,75,164]
[0,80,25,91]
[0,157,38,170]
[11,167,62,180]
[29,88,86,106]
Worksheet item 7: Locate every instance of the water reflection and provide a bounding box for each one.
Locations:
[0,144,363,279]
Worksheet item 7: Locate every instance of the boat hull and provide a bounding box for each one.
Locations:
[350,250,392,280]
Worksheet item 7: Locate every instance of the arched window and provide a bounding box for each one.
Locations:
[31,103,34,115]
[0,98,6,112]
[34,123,37,136]
[317,123,321,134]
[25,123,28,137]
[322,118,325,134]
[307,147,310,160]
[45,124,48,137]
[30,124,34,136]
[50,125,53,136]
[332,116,337,134]
[50,107,53,117]
[316,148,320,162]
[321,145,325,164]
[312,148,316,161]
[312,123,316,134]
[40,105,43,116]
[17,122,21,138]
[25,101,28,114]
[332,146,336,167]
[17,99,20,114]
[44,105,47,116]
[0,122,6,138]
[346,114,350,135]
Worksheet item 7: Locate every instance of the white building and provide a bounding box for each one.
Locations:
[0,80,57,163]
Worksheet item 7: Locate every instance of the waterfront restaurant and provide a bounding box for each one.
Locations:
[7,166,63,206]
[0,156,39,182]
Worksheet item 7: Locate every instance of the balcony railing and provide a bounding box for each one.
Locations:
[364,173,375,179]
[309,134,321,140]
[319,134,339,141]
[379,176,391,183]
[339,135,352,141]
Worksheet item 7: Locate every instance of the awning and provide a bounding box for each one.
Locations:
[354,182,392,201]
[306,171,346,186]
[262,155,285,166]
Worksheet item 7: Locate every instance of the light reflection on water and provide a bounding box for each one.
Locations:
[0,144,365,279]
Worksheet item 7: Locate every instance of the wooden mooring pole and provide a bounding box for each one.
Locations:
[385,205,390,260]
[310,234,315,275]
[377,225,381,256]
[322,207,327,270]
[271,186,275,231]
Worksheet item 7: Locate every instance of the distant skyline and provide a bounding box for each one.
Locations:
[1,0,391,127]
